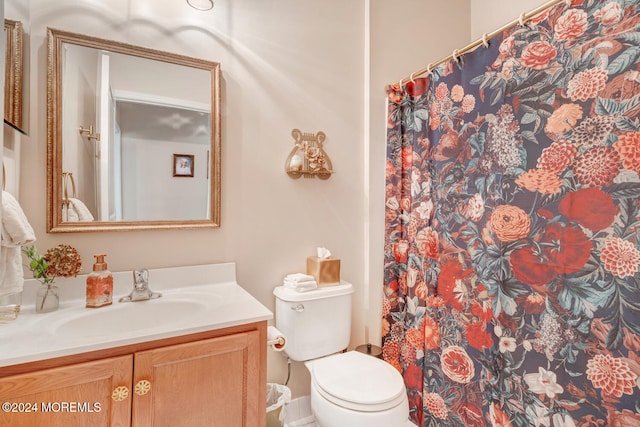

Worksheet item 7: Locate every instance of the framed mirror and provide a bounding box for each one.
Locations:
[4,19,24,132]
[46,28,221,232]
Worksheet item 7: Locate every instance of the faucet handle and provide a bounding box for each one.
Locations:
[133,269,149,288]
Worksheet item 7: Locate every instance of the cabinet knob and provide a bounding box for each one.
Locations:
[111,386,129,402]
[135,380,152,396]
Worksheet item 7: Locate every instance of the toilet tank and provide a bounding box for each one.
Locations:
[273,282,353,362]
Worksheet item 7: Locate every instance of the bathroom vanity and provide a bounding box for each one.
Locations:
[0,263,272,427]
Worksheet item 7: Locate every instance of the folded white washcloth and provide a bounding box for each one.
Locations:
[1,191,37,297]
[284,280,317,292]
[284,279,317,287]
[284,273,314,283]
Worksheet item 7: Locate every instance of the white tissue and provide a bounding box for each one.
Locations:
[267,326,287,351]
[317,247,331,259]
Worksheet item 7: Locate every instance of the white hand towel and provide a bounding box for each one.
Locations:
[63,198,94,222]
[284,273,314,283]
[68,198,94,221]
[284,279,317,287]
[284,280,317,292]
[1,191,36,297]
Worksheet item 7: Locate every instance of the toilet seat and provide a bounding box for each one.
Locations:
[310,351,406,412]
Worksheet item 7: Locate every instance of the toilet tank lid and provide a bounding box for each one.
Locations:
[273,281,353,302]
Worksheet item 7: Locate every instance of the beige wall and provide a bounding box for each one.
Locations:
[471,0,550,40]
[5,0,472,398]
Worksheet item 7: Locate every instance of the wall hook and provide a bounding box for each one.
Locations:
[79,125,100,141]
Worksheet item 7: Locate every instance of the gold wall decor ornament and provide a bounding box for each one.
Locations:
[285,129,333,179]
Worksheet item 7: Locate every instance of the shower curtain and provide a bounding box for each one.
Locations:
[382,1,640,426]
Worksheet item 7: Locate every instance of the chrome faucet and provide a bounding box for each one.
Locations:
[119,269,162,302]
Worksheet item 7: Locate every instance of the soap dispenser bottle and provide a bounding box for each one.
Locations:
[86,254,113,308]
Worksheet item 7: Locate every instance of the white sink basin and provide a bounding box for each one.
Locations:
[0,263,274,368]
[51,297,211,338]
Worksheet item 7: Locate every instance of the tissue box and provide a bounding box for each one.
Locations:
[306,256,340,287]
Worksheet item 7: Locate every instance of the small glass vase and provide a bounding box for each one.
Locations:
[36,284,59,313]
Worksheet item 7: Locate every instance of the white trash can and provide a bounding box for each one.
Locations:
[266,383,291,427]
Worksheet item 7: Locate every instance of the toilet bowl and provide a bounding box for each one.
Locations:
[273,283,409,427]
[305,351,408,427]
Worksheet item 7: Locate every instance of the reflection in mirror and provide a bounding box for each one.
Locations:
[46,28,221,232]
[4,19,24,133]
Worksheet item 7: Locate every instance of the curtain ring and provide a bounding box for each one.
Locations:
[564,0,572,6]
[482,33,490,48]
[409,72,415,84]
[452,49,460,63]
[519,12,528,26]
[398,79,404,91]
[426,63,433,76]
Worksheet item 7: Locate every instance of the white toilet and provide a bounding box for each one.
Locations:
[274,282,409,427]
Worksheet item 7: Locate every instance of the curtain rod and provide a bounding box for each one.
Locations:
[394,0,568,89]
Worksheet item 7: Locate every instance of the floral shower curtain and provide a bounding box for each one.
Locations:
[382,1,640,426]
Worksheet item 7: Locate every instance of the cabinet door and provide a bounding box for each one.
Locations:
[132,330,263,427]
[0,355,133,427]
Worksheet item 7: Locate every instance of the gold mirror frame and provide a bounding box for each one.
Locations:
[46,28,221,233]
[5,19,24,132]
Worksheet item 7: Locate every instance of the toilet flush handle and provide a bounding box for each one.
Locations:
[291,304,305,313]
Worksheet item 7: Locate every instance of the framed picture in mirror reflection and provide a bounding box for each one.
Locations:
[173,154,195,177]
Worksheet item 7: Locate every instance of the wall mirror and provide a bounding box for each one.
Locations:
[46,28,221,232]
[4,18,24,132]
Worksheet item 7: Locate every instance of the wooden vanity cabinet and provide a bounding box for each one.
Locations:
[132,330,262,426]
[0,355,133,426]
[0,322,267,427]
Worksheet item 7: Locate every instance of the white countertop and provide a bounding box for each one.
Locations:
[0,263,273,367]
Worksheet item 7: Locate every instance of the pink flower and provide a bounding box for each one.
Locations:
[392,240,409,263]
[520,41,557,70]
[415,227,439,259]
[571,146,621,187]
[441,346,475,383]
[461,193,485,222]
[499,36,515,56]
[451,85,464,102]
[422,316,441,350]
[490,205,531,242]
[537,140,578,174]
[601,236,640,278]
[501,58,518,80]
[554,9,588,40]
[515,169,562,194]
[545,103,583,135]
[425,393,448,419]
[567,68,608,101]
[461,94,476,113]
[613,132,640,174]
[435,82,449,100]
[586,354,638,397]
[594,2,622,26]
